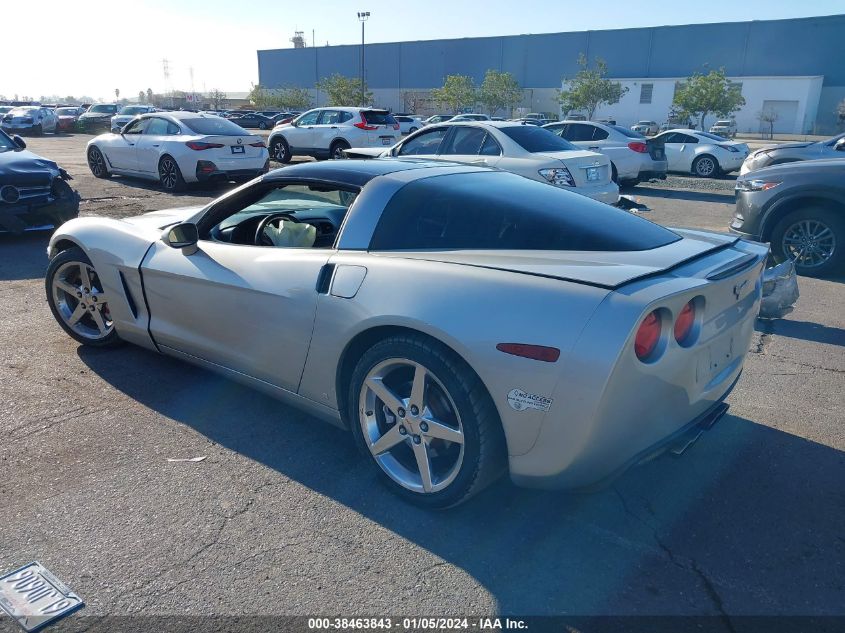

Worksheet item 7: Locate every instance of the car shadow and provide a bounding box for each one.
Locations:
[635,187,735,204]
[77,344,845,615]
[0,231,51,281]
[757,318,845,347]
[103,174,234,196]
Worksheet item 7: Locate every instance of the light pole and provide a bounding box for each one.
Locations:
[357,11,370,107]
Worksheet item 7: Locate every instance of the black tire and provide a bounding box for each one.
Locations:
[158,155,186,192]
[87,146,111,179]
[45,247,122,348]
[270,136,291,164]
[259,121,267,130]
[610,162,619,184]
[692,154,720,178]
[769,207,845,277]
[348,334,507,509]
[408,127,418,134]
[330,140,350,160]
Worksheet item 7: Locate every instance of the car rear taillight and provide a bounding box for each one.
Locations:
[249,141,266,148]
[354,122,378,131]
[186,141,224,150]
[674,301,696,344]
[392,123,400,130]
[627,141,648,153]
[496,343,560,363]
[634,310,661,360]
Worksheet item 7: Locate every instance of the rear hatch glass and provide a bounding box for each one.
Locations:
[362,110,396,125]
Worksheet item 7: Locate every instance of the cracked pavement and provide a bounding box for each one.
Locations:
[0,135,843,622]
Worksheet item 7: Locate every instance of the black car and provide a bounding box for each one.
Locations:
[732,159,845,276]
[78,104,119,132]
[0,130,80,233]
[226,112,274,130]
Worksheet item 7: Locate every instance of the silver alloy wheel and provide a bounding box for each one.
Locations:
[694,156,716,177]
[159,157,178,190]
[332,145,347,160]
[88,148,105,176]
[51,260,113,340]
[782,219,836,269]
[272,139,286,160]
[359,358,465,494]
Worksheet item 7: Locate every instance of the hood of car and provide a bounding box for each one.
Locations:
[767,141,815,151]
[122,206,205,230]
[386,229,738,289]
[0,149,60,186]
[739,158,845,180]
[80,112,113,120]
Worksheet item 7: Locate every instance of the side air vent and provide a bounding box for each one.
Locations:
[119,271,138,318]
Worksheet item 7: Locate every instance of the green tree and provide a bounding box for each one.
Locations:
[138,90,146,104]
[274,87,313,111]
[673,68,746,131]
[558,54,628,120]
[478,70,522,116]
[431,75,477,114]
[114,88,120,101]
[316,74,371,107]
[146,88,154,104]
[247,83,270,108]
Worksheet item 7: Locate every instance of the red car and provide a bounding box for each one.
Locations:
[55,107,82,133]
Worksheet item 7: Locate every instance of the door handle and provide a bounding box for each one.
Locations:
[331,126,338,129]
[588,146,600,151]
[152,144,160,147]
[471,159,487,165]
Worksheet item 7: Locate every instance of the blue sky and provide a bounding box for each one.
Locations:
[2,0,843,101]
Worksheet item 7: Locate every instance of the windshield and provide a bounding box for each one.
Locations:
[8,107,37,116]
[89,104,117,114]
[119,106,149,115]
[371,171,680,252]
[0,129,18,151]
[610,125,645,138]
[181,117,249,135]
[56,108,78,115]
[697,131,729,142]
[825,132,845,146]
[500,125,578,152]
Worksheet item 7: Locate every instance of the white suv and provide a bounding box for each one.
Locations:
[268,107,400,162]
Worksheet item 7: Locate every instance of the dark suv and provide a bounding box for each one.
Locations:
[732,159,845,276]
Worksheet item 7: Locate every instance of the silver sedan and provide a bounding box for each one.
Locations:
[45,159,767,507]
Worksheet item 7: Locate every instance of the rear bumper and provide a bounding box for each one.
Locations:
[570,181,620,205]
[194,165,269,183]
[636,167,667,181]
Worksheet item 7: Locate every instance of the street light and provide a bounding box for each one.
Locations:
[357,11,370,107]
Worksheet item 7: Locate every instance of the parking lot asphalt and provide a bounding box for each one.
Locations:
[1,133,843,622]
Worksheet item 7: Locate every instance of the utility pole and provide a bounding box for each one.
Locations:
[357,11,370,107]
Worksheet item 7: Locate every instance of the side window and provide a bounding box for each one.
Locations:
[680,134,698,144]
[339,111,353,123]
[297,110,321,126]
[547,124,566,138]
[564,124,593,142]
[123,119,149,135]
[661,133,680,144]
[479,134,503,156]
[440,127,487,155]
[319,110,341,125]
[397,127,448,156]
[145,118,170,136]
[166,121,181,135]
[591,127,609,141]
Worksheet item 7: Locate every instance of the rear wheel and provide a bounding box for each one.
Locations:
[270,137,291,163]
[330,140,350,160]
[770,207,844,277]
[692,154,720,178]
[408,126,418,134]
[87,146,111,179]
[46,247,121,347]
[348,334,506,508]
[158,155,186,192]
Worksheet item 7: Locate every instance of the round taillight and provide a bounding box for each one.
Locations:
[674,301,696,344]
[634,310,661,360]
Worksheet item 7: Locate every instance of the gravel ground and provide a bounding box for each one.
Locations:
[0,133,843,627]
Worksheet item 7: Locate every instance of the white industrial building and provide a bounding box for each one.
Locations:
[586,76,825,134]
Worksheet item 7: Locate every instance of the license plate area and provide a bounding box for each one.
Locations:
[380,137,392,145]
[231,145,245,154]
[585,167,600,182]
[0,562,84,632]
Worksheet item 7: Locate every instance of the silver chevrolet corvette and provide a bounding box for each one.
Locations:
[45,159,768,508]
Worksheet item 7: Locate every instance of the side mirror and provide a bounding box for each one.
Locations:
[12,135,26,149]
[163,222,199,254]
[835,138,845,152]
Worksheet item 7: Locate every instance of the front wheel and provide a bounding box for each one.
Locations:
[259,121,267,130]
[46,247,121,347]
[692,154,719,178]
[270,137,291,163]
[87,146,111,179]
[158,155,186,192]
[770,208,844,276]
[348,334,506,508]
